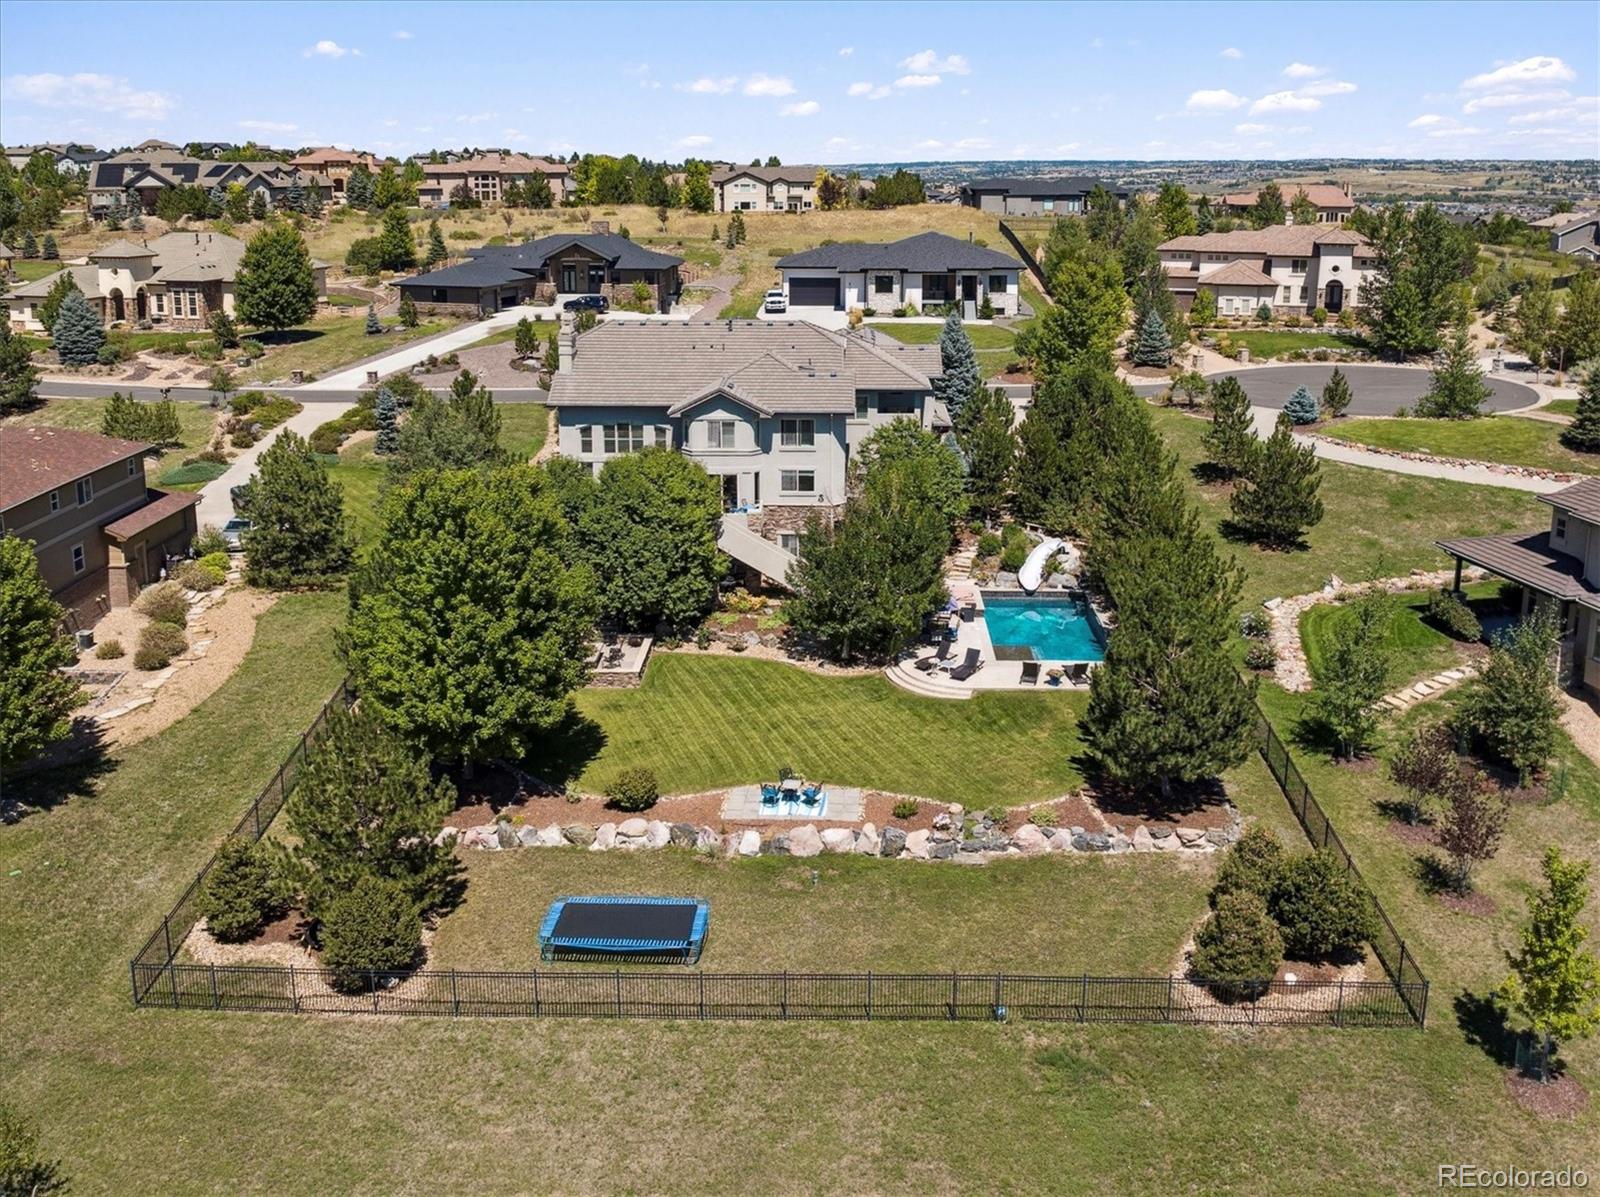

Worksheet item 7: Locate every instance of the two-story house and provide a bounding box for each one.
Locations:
[712,165,819,213]
[1438,478,1600,693]
[1218,183,1356,225]
[1157,225,1377,317]
[0,426,199,622]
[546,319,943,581]
[416,152,573,207]
[958,175,1128,216]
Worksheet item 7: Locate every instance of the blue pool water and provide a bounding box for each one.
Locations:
[981,593,1107,662]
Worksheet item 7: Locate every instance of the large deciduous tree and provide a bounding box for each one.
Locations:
[959,386,1017,522]
[1019,254,1126,378]
[851,418,968,536]
[235,220,317,332]
[1459,605,1561,785]
[0,537,82,769]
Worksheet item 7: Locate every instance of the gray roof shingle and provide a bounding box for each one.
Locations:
[776,231,1021,273]
[961,175,1128,198]
[402,234,683,290]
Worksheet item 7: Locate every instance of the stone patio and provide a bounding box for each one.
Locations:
[721,785,865,822]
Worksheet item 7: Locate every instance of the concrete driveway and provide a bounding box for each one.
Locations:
[1207,364,1537,416]
[194,399,355,529]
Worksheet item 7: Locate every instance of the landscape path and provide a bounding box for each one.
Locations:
[194,400,355,529]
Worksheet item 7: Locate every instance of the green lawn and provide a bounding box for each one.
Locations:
[430,850,1212,974]
[1330,415,1596,475]
[1154,407,1548,608]
[1212,330,1366,359]
[243,314,455,384]
[868,320,1019,377]
[498,402,548,460]
[570,652,1088,804]
[456,324,523,352]
[12,259,61,282]
[2,396,216,481]
[1546,399,1579,418]
[1298,581,1502,687]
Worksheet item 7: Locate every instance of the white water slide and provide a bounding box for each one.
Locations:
[1018,537,1080,593]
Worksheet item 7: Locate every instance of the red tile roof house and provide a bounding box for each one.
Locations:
[0,426,198,622]
[1157,224,1377,317]
[1218,182,1357,225]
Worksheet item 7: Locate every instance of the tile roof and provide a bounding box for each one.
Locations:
[712,164,819,185]
[9,263,103,300]
[419,152,568,176]
[1437,531,1600,608]
[548,320,937,413]
[1221,183,1355,209]
[1541,477,1600,524]
[8,232,325,296]
[1197,260,1278,287]
[0,242,12,258]
[0,426,149,510]
[1160,224,1373,256]
[961,175,1128,198]
[103,489,200,541]
[90,238,157,259]
[776,230,1022,272]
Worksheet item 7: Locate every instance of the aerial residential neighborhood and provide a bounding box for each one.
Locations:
[2,2,1600,1194]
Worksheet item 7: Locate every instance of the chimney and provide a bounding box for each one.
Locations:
[590,220,610,236]
[558,313,576,372]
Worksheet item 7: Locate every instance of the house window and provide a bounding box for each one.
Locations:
[779,532,800,554]
[75,477,93,506]
[431,288,448,303]
[1290,259,1308,273]
[878,393,916,415]
[579,426,593,454]
[127,458,137,476]
[1556,515,1568,540]
[602,424,645,454]
[922,274,951,303]
[1299,286,1308,304]
[855,392,869,419]
[988,275,1008,294]
[874,274,895,295]
[153,293,165,315]
[780,470,815,494]
[653,426,670,448]
[1281,287,1292,304]
[706,419,736,449]
[71,544,85,574]
[780,418,814,447]
[49,489,59,512]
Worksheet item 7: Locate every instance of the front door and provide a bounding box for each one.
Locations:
[721,474,739,510]
[1324,279,1344,314]
[561,264,577,293]
[961,275,978,302]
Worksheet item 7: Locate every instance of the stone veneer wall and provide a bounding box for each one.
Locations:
[749,504,842,539]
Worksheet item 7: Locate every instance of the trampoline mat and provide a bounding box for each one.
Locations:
[550,900,698,945]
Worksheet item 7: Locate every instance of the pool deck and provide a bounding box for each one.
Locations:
[721,785,865,821]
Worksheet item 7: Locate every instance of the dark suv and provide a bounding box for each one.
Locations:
[563,294,609,313]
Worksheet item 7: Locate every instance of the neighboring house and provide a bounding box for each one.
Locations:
[1439,478,1600,695]
[0,425,198,620]
[546,319,942,571]
[7,231,330,331]
[1158,224,1377,316]
[1218,183,1356,225]
[1547,214,1600,260]
[4,142,107,172]
[132,139,181,153]
[958,175,1128,216]
[712,165,819,213]
[416,152,573,207]
[0,241,13,273]
[288,146,381,199]
[189,142,234,159]
[775,231,1023,317]
[87,153,333,218]
[397,230,682,317]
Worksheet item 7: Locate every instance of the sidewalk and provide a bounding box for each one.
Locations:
[194,400,355,529]
[298,308,534,391]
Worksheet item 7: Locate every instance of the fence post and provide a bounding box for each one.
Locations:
[949,971,957,1021]
[289,965,299,1014]
[130,961,139,1007]
[1335,978,1345,1028]
[994,972,1002,1018]
[163,916,173,966]
[532,969,540,1017]
[699,971,706,1020]
[1165,976,1174,1023]
[210,964,220,1011]
[615,969,622,1018]
[370,971,379,1015]
[169,959,180,1009]
[451,969,460,1017]
[782,971,789,1020]
[866,971,873,1021]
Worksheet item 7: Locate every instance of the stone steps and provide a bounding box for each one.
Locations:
[883,661,975,701]
[1374,663,1480,715]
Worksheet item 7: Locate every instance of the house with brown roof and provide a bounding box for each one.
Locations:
[88,152,333,218]
[1219,183,1356,225]
[1438,478,1600,693]
[0,426,198,620]
[712,165,819,213]
[288,146,381,199]
[1158,224,1377,317]
[416,153,573,207]
[8,231,329,332]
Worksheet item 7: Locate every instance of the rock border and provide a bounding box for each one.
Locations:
[1305,433,1587,483]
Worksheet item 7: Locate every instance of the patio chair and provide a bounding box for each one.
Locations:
[627,634,644,648]
[1019,660,1041,685]
[949,648,983,682]
[914,638,954,672]
[1065,662,1091,686]
[959,602,976,623]
[801,783,821,804]
[760,783,780,804]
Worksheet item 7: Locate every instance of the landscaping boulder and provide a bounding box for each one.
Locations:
[880,826,908,858]
[669,822,697,848]
[563,824,596,847]
[904,829,932,860]
[820,828,855,854]
[645,820,671,849]
[960,834,1009,853]
[1131,827,1155,852]
[433,826,461,847]
[617,817,649,838]
[788,824,824,858]
[929,840,959,860]
[932,812,953,832]
[1206,826,1236,847]
[764,833,791,856]
[517,825,540,847]
[592,822,617,850]
[694,827,719,854]
[1108,832,1132,853]
[737,829,762,857]
[946,804,964,819]
[496,822,520,850]
[1012,824,1050,856]
[1175,827,1208,847]
[537,823,565,847]
[1152,829,1181,852]
[1048,829,1076,852]
[1073,832,1112,852]
[855,826,881,855]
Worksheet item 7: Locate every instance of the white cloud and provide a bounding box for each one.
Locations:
[1408,113,1446,127]
[681,76,737,94]
[1251,90,1321,114]
[953,137,991,150]
[1299,79,1356,97]
[1186,88,1248,112]
[894,74,942,89]
[303,39,359,59]
[838,46,854,57]
[1462,88,1570,113]
[455,111,498,124]
[847,80,891,100]
[1054,141,1081,152]
[900,50,970,75]
[1428,124,1483,138]
[392,30,413,39]
[1282,62,1324,78]
[1088,37,1104,50]
[1220,47,1243,59]
[915,139,943,150]
[781,100,820,117]
[1,72,175,121]
[743,73,796,97]
[238,119,297,133]
[1234,122,1273,134]
[1508,97,1599,124]
[676,134,713,148]
[1461,55,1574,90]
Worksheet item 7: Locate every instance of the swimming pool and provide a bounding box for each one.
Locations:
[981,592,1107,662]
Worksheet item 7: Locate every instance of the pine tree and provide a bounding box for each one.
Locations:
[932,312,981,429]
[1499,847,1600,1082]
[397,292,418,328]
[525,173,554,209]
[236,430,352,589]
[1229,413,1323,548]
[319,874,423,992]
[1202,376,1257,479]
[374,387,400,455]
[959,386,1017,521]
[206,184,226,219]
[1417,319,1491,418]
[365,304,382,335]
[198,838,279,942]
[40,233,58,260]
[1289,187,1318,227]
[51,289,105,365]
[1282,385,1320,425]
[0,536,82,766]
[1195,195,1214,235]
[1560,370,1600,453]
[376,205,416,271]
[1320,366,1353,420]
[284,178,305,214]
[345,165,373,209]
[249,189,268,221]
[1130,309,1172,367]
[20,228,37,258]
[226,183,250,222]
[304,184,324,218]
[1249,183,1286,229]
[0,1102,69,1197]
[425,219,447,268]
[126,206,144,232]
[235,221,317,331]
[0,326,41,416]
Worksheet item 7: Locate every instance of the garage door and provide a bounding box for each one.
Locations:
[789,277,842,309]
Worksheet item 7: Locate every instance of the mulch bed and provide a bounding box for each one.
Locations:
[1438,890,1496,916]
[1090,780,1236,835]
[251,907,311,947]
[1001,794,1106,835]
[1505,1070,1590,1120]
[1331,755,1380,774]
[1273,958,1345,985]
[1386,820,1439,848]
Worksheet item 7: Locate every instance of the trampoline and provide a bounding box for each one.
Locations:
[538,896,710,964]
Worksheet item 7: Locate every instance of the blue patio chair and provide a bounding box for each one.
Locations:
[801,783,821,804]
[760,783,780,804]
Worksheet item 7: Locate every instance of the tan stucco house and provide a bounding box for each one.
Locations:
[712,165,819,213]
[416,153,573,207]
[1158,224,1377,317]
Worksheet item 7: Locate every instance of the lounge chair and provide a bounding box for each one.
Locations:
[1019,660,1041,685]
[914,639,954,672]
[949,648,983,682]
[1065,662,1091,686]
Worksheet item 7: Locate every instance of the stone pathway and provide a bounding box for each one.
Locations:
[686,273,738,318]
[1374,664,1480,715]
[946,546,977,581]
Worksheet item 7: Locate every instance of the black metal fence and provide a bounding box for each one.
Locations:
[125,680,1427,1028]
[1252,711,1430,1026]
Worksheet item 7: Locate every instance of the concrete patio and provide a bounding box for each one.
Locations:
[721,785,865,822]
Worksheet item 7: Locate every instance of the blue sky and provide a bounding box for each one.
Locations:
[1,0,1596,162]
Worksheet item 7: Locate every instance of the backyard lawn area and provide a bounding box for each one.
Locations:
[567,652,1088,804]
[1546,398,1578,418]
[1210,329,1366,359]
[1,395,217,483]
[868,320,1018,377]
[1329,415,1597,474]
[243,313,455,384]
[1153,407,1548,607]
[11,258,62,282]
[1298,580,1504,687]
